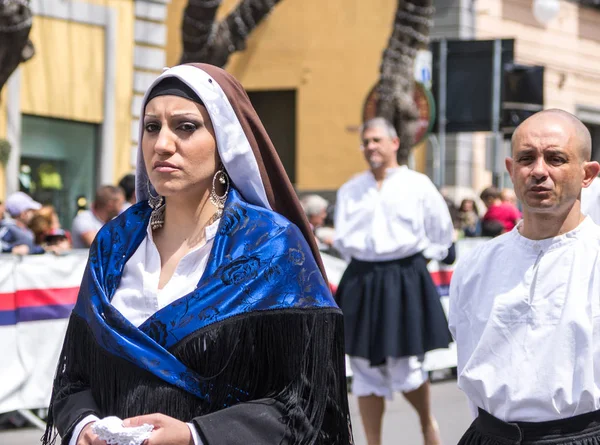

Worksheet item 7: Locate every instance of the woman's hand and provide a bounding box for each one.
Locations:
[77,422,108,445]
[123,413,193,445]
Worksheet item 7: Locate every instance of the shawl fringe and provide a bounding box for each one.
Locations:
[43,307,351,445]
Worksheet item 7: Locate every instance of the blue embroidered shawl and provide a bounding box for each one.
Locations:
[73,188,338,399]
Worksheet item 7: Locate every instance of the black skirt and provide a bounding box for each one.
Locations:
[459,408,600,445]
[335,253,452,366]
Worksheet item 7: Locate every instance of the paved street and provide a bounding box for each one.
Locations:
[0,380,472,445]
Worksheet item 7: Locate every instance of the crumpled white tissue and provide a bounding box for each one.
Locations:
[92,416,153,445]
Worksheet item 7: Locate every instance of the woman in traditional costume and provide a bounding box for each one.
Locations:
[43,64,352,445]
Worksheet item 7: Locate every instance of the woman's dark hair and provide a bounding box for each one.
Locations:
[444,197,460,229]
[459,198,479,216]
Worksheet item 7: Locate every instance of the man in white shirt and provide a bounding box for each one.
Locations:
[334,117,453,445]
[71,185,124,249]
[449,109,600,445]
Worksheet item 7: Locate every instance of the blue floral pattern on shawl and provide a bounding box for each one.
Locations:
[73,188,338,399]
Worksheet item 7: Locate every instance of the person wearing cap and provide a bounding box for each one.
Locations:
[43,65,352,445]
[0,191,44,255]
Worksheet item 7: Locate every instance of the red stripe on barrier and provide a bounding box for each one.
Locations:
[429,270,453,287]
[0,292,16,311]
[15,287,79,308]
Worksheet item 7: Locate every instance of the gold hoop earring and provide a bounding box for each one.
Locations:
[210,168,229,218]
[147,181,165,230]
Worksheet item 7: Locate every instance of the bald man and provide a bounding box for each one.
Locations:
[449,109,600,444]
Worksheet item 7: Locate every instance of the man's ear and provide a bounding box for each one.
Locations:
[505,157,514,182]
[392,137,400,153]
[582,161,600,188]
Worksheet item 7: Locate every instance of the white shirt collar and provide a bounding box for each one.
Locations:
[512,216,594,252]
[368,165,406,181]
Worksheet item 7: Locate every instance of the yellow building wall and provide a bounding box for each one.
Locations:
[18,0,134,185]
[21,18,105,122]
[166,0,404,191]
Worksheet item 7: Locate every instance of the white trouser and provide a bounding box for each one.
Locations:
[350,356,428,400]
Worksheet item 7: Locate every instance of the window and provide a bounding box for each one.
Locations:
[20,115,99,229]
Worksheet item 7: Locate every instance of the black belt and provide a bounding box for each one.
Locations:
[476,407,600,443]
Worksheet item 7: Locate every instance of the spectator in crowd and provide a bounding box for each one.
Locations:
[316,205,338,251]
[29,205,71,252]
[501,187,523,219]
[301,194,328,231]
[334,117,452,445]
[29,209,52,245]
[500,188,520,208]
[0,191,44,255]
[581,174,600,224]
[301,194,334,248]
[480,186,521,232]
[118,173,136,212]
[458,198,480,237]
[71,185,124,249]
[450,109,600,445]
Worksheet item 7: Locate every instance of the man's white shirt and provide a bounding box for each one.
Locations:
[333,166,453,262]
[449,217,600,422]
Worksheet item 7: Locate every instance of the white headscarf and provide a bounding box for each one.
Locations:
[135,65,270,210]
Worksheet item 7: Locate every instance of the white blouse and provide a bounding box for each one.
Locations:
[449,217,600,422]
[333,166,454,262]
[70,220,220,445]
[110,220,218,325]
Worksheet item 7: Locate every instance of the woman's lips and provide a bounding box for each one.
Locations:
[153,161,179,172]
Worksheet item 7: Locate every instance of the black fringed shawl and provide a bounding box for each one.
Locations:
[43,190,353,445]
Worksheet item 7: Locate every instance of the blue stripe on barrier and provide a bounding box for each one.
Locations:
[17,304,74,323]
[0,311,17,326]
[0,304,74,326]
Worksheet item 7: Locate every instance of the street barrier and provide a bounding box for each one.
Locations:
[0,251,87,415]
